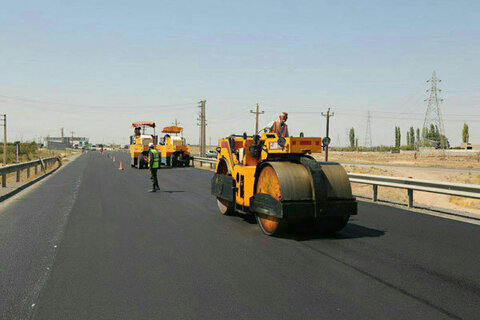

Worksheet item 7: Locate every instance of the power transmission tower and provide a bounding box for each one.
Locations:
[364,110,372,148]
[321,108,334,161]
[250,103,264,135]
[1,114,6,165]
[421,71,446,150]
[197,100,207,156]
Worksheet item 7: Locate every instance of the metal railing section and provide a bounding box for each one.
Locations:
[348,173,480,207]
[0,157,59,187]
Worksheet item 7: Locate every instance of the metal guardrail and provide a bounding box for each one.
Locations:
[0,157,59,187]
[191,157,480,209]
[191,156,216,169]
[348,173,480,208]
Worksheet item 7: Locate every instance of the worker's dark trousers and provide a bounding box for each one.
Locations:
[150,168,159,189]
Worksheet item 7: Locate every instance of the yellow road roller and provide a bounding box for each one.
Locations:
[130,121,158,169]
[211,132,357,236]
[157,125,191,167]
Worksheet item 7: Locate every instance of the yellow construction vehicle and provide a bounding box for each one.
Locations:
[157,125,191,167]
[211,132,357,236]
[130,121,158,169]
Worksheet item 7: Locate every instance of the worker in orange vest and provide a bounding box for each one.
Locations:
[264,112,289,137]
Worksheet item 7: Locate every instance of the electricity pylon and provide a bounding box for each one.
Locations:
[421,71,446,149]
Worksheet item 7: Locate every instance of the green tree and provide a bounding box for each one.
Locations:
[462,123,469,143]
[349,128,355,148]
[409,127,415,146]
[406,131,410,147]
[394,126,401,148]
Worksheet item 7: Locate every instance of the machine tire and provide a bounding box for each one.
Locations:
[315,216,349,234]
[131,157,136,167]
[166,156,171,167]
[172,154,178,167]
[137,154,144,169]
[256,213,287,236]
[215,159,235,216]
[184,155,190,167]
[217,198,235,216]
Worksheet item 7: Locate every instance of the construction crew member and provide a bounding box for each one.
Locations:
[134,126,141,136]
[263,112,289,137]
[148,142,160,192]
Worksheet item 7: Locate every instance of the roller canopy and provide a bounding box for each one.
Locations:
[132,121,156,128]
[162,126,183,133]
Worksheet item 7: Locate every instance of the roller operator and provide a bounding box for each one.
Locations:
[262,112,289,137]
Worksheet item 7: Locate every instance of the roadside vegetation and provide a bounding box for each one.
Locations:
[0,142,79,164]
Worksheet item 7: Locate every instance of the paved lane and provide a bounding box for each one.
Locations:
[1,152,479,320]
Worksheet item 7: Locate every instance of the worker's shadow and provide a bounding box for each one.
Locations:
[159,190,185,193]
[276,222,385,241]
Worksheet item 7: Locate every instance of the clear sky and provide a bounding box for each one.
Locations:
[1,0,479,146]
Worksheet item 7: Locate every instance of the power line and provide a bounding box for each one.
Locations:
[0,94,198,110]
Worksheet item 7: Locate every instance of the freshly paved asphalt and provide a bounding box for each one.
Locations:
[0,151,479,320]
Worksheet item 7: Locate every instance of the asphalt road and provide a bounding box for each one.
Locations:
[1,151,479,320]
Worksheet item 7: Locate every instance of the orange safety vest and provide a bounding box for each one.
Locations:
[272,120,288,137]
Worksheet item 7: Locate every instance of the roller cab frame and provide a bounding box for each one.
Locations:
[211,132,357,236]
[157,125,191,167]
[130,121,159,169]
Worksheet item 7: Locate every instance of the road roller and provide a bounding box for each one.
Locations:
[157,125,191,167]
[130,121,158,169]
[211,132,357,236]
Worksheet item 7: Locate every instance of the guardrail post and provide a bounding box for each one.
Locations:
[210,163,213,169]
[27,167,30,178]
[2,173,6,187]
[35,164,38,175]
[16,168,20,182]
[373,185,378,202]
[408,189,413,208]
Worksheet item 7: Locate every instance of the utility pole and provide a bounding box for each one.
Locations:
[198,100,207,156]
[321,108,334,161]
[1,114,6,165]
[71,131,74,147]
[250,103,264,135]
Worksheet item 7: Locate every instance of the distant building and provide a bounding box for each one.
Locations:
[460,143,480,150]
[43,136,89,150]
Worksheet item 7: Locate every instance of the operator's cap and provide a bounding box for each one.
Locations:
[148,142,154,148]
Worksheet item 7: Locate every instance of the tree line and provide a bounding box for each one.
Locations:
[345,123,470,150]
